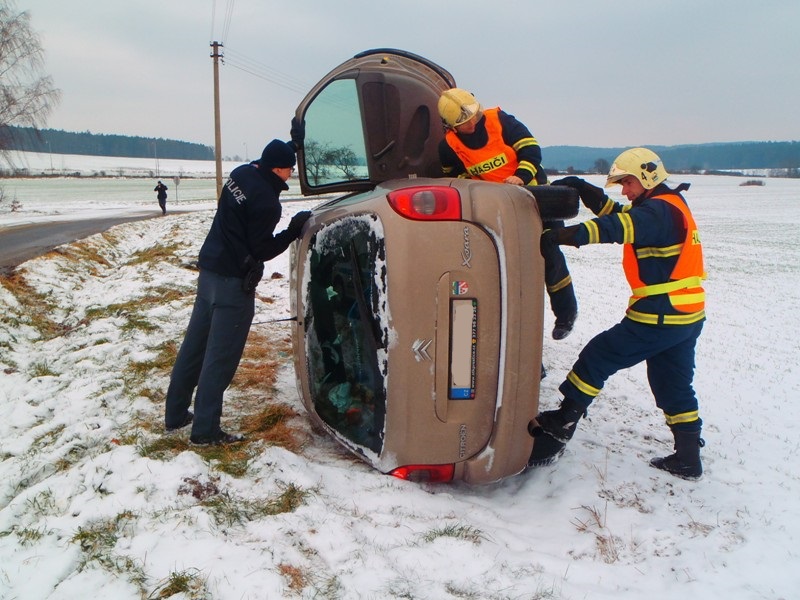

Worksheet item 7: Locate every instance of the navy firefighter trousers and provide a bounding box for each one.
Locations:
[558,318,704,431]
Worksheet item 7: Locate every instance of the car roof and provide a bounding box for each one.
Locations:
[294,48,457,196]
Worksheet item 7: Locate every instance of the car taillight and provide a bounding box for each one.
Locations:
[389,464,455,483]
[387,186,462,220]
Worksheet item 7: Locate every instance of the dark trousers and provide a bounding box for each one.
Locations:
[559,318,704,431]
[542,220,577,321]
[165,269,255,438]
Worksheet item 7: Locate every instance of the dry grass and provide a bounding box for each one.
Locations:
[126,241,184,266]
[44,238,113,273]
[240,403,304,453]
[279,563,309,594]
[0,270,67,339]
[231,329,292,391]
[571,503,621,564]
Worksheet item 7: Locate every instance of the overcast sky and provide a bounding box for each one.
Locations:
[18,0,800,161]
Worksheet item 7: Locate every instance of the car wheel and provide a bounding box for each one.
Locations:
[530,185,579,221]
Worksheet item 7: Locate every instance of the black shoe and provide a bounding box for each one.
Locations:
[165,411,193,432]
[190,430,245,446]
[649,431,704,479]
[649,453,702,480]
[527,424,565,467]
[552,313,577,340]
[536,398,586,443]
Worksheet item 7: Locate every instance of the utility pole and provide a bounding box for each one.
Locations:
[211,41,223,199]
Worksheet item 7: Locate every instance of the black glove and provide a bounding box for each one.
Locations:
[287,210,312,240]
[552,176,607,214]
[241,255,264,293]
[540,225,581,256]
[290,116,305,149]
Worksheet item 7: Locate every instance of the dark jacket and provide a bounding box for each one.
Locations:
[198,162,295,278]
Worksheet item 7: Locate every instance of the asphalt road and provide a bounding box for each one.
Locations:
[0,214,158,273]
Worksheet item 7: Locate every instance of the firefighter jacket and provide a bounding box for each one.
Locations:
[198,162,295,278]
[439,108,547,185]
[571,183,706,326]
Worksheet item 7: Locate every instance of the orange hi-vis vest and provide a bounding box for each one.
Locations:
[444,108,518,182]
[623,192,705,324]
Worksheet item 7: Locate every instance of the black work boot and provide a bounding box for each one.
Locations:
[527,423,566,467]
[535,397,586,443]
[650,429,704,480]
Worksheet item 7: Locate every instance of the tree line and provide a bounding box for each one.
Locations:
[543,141,800,174]
[1,126,214,161]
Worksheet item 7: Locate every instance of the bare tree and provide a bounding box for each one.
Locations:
[303,139,332,185]
[329,146,359,180]
[0,1,61,159]
[594,158,610,175]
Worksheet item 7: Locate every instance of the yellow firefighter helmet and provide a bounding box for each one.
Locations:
[606,147,669,189]
[438,88,482,128]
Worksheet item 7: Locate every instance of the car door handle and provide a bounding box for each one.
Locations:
[372,140,396,160]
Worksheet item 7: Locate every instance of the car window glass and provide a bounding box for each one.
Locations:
[303,79,369,188]
[304,216,386,454]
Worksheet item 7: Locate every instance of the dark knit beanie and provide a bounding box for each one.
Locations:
[260,139,296,169]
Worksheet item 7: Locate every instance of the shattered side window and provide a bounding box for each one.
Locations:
[304,216,387,454]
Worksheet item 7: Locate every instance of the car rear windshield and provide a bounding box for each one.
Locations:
[304,215,387,455]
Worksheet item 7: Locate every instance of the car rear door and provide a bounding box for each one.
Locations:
[293,48,456,196]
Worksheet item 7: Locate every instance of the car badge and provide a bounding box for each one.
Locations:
[412,339,433,362]
[461,226,472,268]
[452,281,469,295]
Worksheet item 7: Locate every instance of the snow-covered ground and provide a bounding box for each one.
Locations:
[0,169,798,599]
[2,151,241,179]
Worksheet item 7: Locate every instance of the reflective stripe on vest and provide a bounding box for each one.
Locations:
[444,108,518,182]
[623,192,705,316]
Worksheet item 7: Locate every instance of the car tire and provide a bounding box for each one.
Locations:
[530,185,579,221]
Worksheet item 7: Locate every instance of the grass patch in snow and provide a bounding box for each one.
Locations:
[420,523,486,545]
[0,269,66,339]
[126,241,184,266]
[70,510,148,591]
[201,482,310,527]
[29,359,58,377]
[148,568,209,599]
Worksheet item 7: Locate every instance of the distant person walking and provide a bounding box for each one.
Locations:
[154,181,168,215]
[164,138,311,446]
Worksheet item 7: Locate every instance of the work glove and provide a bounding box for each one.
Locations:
[287,210,312,240]
[290,116,305,149]
[552,176,607,215]
[540,225,582,256]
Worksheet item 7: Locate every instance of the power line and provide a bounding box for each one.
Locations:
[223,47,311,94]
[221,0,235,44]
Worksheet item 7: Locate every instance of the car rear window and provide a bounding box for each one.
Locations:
[303,215,388,455]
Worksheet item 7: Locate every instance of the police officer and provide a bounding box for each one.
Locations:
[528,148,706,479]
[437,88,578,339]
[164,138,311,445]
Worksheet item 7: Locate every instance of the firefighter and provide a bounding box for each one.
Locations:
[528,148,706,479]
[437,88,578,340]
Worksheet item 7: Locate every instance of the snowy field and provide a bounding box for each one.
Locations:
[0,169,798,599]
